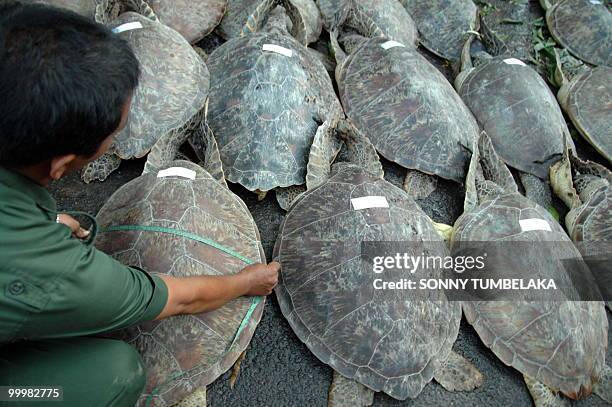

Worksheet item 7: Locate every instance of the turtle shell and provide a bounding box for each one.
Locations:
[96,160,265,407]
[26,0,101,20]
[451,192,608,399]
[338,37,477,183]
[344,0,418,48]
[274,164,461,399]
[146,0,227,44]
[558,66,612,164]
[570,185,612,241]
[400,0,478,60]
[205,30,342,192]
[457,57,569,179]
[108,13,210,159]
[546,0,612,67]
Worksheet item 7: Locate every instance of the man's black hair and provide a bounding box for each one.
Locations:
[0,1,140,168]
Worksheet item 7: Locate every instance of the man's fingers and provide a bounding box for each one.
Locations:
[75,227,90,239]
[267,261,281,272]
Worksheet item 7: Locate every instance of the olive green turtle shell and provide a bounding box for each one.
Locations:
[451,192,608,399]
[457,57,569,179]
[546,0,612,67]
[559,66,612,164]
[146,0,227,44]
[338,37,478,183]
[205,29,342,192]
[96,160,265,407]
[400,0,478,60]
[109,13,210,159]
[274,164,461,400]
[26,0,102,20]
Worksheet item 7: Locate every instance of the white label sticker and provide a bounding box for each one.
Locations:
[519,218,552,232]
[112,21,143,34]
[590,0,602,4]
[262,44,293,57]
[503,58,526,66]
[351,196,389,210]
[157,167,196,180]
[381,40,405,50]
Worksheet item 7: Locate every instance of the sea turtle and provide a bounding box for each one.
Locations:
[81,12,210,182]
[550,143,612,309]
[450,131,611,406]
[199,6,343,209]
[317,0,418,48]
[217,0,322,45]
[455,35,572,210]
[556,65,612,164]
[331,34,478,200]
[274,121,483,404]
[399,0,478,61]
[26,0,157,23]
[95,127,265,406]
[141,0,227,44]
[540,0,612,67]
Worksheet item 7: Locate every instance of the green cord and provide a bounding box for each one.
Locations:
[100,224,263,405]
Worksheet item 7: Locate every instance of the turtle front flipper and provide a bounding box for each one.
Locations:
[433,350,483,392]
[328,371,374,407]
[337,119,383,178]
[240,0,279,36]
[403,170,437,200]
[276,185,307,211]
[81,153,121,183]
[187,118,228,188]
[284,0,322,45]
[305,119,342,190]
[174,387,206,407]
[593,364,612,403]
[524,375,569,407]
[125,0,159,22]
[519,172,553,211]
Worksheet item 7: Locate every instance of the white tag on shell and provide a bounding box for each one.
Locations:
[589,0,602,5]
[351,196,389,210]
[112,21,143,34]
[157,167,196,180]
[262,44,293,57]
[503,58,526,66]
[380,40,405,50]
[519,218,552,232]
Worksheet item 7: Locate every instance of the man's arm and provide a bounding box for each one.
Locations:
[155,262,280,319]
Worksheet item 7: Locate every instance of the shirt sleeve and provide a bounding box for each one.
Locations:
[21,240,168,340]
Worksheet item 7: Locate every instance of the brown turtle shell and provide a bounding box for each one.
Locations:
[96,160,265,406]
[338,37,478,183]
[27,0,101,20]
[274,164,461,399]
[546,0,612,67]
[146,0,227,44]
[457,57,569,179]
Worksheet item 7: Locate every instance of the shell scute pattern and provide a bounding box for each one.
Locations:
[339,37,477,182]
[109,13,210,160]
[96,161,265,406]
[206,31,341,192]
[275,165,460,399]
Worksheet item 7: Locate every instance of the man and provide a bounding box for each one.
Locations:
[0,2,280,406]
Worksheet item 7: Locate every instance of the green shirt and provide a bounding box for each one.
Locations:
[0,167,168,344]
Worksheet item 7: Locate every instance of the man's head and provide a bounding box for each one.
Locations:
[0,1,139,182]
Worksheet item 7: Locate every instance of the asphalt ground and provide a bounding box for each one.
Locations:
[48,1,611,406]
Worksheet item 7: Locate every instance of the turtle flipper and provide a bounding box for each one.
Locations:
[305,119,341,190]
[519,172,553,210]
[81,153,121,183]
[524,375,569,407]
[403,170,437,200]
[174,387,206,407]
[338,119,383,179]
[186,112,228,188]
[593,364,612,403]
[125,0,159,22]
[241,0,278,36]
[328,371,374,407]
[433,350,483,392]
[230,350,247,389]
[276,185,307,211]
[284,0,322,45]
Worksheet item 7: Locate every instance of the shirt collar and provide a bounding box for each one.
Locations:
[0,166,57,211]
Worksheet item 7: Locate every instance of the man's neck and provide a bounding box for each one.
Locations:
[14,164,51,187]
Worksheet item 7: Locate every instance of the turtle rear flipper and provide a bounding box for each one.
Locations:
[174,387,206,407]
[81,153,121,183]
[403,170,437,200]
[519,172,553,210]
[328,371,374,407]
[524,375,569,407]
[276,185,307,211]
[433,350,483,392]
[594,364,612,403]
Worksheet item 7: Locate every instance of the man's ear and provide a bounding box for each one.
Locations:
[49,154,78,180]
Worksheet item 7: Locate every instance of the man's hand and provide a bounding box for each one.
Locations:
[57,213,90,239]
[239,262,280,296]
